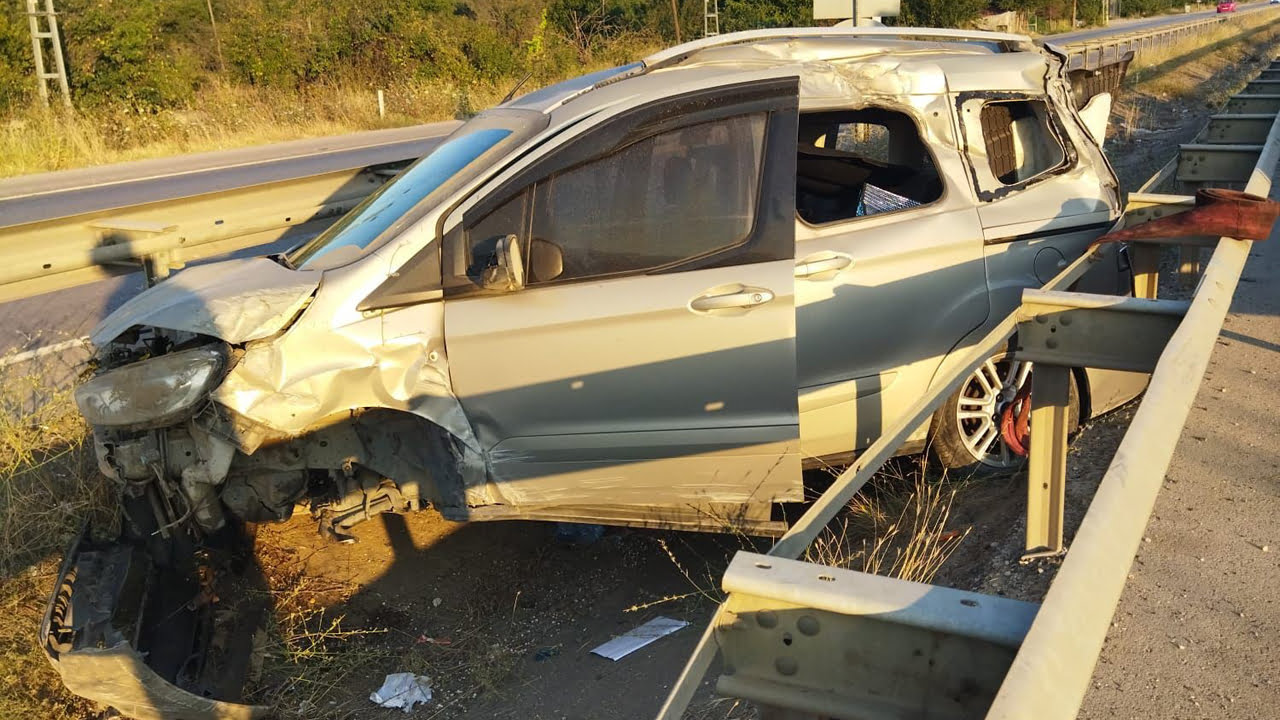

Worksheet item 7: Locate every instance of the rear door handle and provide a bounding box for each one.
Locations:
[795,255,853,279]
[690,287,775,312]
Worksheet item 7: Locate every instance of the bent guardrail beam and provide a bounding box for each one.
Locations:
[659,55,1280,720]
[985,60,1280,720]
[655,250,1104,720]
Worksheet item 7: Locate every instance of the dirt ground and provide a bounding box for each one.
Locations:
[223,29,1280,720]
[243,510,757,719]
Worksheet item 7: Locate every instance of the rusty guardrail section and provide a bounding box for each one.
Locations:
[655,58,1280,720]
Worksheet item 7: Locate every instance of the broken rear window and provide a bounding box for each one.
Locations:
[979,100,1066,185]
[795,109,943,225]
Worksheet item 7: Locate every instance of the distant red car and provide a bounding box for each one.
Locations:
[1218,1,1237,12]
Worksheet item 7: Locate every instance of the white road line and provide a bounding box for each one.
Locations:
[0,336,90,369]
[0,127,454,204]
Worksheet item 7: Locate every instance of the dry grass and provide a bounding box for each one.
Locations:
[247,568,391,719]
[0,79,511,178]
[0,43,658,179]
[1126,10,1280,100]
[0,349,111,720]
[806,461,970,585]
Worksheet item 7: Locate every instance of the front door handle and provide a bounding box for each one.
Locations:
[795,255,853,279]
[690,287,775,312]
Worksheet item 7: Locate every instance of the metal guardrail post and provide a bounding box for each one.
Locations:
[1023,364,1071,558]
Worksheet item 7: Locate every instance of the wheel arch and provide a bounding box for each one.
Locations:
[1072,365,1094,424]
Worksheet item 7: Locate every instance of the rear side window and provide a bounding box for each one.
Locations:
[795,109,943,225]
[525,113,766,284]
[980,101,1066,185]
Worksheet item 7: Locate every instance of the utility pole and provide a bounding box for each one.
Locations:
[670,0,682,43]
[205,0,225,73]
[25,0,71,109]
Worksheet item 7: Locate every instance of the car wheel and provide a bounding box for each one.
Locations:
[929,354,1079,474]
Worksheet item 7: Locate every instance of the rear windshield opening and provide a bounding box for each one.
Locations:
[795,109,943,226]
[979,100,1066,185]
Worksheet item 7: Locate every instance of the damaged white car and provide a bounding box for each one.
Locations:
[44,27,1144,717]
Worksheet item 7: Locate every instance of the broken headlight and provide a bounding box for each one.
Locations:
[74,345,228,429]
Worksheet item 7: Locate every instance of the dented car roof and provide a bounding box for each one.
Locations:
[505,27,1057,118]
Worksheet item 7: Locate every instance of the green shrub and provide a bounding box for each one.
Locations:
[60,0,208,108]
[0,6,30,110]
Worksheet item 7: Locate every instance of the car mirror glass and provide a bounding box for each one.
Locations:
[529,238,564,283]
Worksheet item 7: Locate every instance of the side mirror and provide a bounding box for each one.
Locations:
[481,234,525,292]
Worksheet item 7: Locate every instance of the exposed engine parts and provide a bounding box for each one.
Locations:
[86,327,427,547]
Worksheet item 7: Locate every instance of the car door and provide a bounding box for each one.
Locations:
[792,99,989,461]
[954,92,1120,318]
[441,76,803,520]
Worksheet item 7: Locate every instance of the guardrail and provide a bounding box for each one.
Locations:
[1057,13,1247,71]
[654,56,1280,720]
[0,158,412,303]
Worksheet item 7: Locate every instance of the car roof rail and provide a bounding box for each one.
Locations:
[642,26,1037,72]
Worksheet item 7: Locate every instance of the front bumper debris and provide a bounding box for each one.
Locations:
[41,528,267,720]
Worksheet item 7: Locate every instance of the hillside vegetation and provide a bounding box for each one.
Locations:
[0,0,1225,176]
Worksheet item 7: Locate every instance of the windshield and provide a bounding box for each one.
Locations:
[289,127,514,269]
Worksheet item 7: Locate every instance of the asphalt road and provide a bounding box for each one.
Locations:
[1079,187,1280,718]
[0,121,457,228]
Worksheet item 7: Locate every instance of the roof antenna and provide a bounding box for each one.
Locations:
[502,72,534,104]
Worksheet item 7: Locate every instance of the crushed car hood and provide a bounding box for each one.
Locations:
[91,258,319,346]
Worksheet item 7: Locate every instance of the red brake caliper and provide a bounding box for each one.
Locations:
[999,383,1033,456]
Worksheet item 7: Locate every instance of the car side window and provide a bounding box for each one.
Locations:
[522,113,766,284]
[457,190,530,284]
[979,100,1066,185]
[795,109,943,225]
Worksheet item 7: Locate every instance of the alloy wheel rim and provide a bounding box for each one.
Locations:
[955,357,1033,468]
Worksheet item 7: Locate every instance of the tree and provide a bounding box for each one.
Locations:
[547,0,619,61]
[900,0,986,27]
[721,0,811,32]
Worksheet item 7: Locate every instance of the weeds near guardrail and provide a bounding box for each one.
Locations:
[806,463,970,585]
[0,79,499,178]
[0,350,110,719]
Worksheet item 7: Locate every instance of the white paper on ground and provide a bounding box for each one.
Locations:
[590,616,690,661]
[370,672,433,712]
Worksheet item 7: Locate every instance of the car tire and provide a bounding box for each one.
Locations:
[929,354,1079,475]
